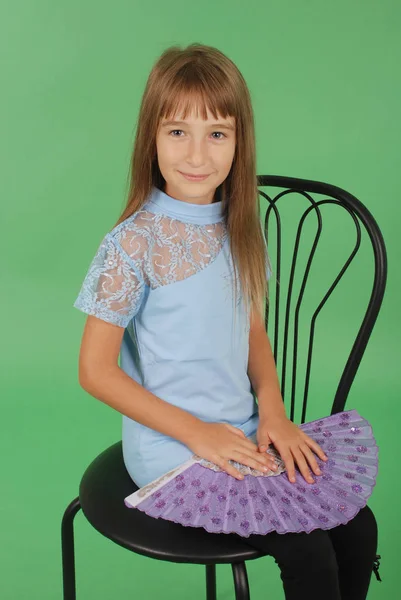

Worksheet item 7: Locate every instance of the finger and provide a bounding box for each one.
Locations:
[232,449,278,473]
[214,455,244,480]
[240,437,260,451]
[225,424,247,438]
[299,443,323,476]
[225,427,258,451]
[257,435,272,451]
[219,458,244,480]
[279,450,296,483]
[237,438,266,457]
[238,442,279,469]
[303,435,328,460]
[291,448,315,484]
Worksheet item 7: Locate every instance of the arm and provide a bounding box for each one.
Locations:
[78,315,202,445]
[247,309,286,421]
[247,309,327,483]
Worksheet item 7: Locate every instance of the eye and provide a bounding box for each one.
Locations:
[211,132,226,140]
[168,130,227,139]
[169,129,184,137]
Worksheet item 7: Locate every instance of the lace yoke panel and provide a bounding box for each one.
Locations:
[115,210,228,288]
[74,209,229,328]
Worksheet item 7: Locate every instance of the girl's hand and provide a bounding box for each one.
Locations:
[256,415,328,484]
[185,422,279,480]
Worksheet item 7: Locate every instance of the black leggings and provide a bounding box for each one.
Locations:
[236,505,379,600]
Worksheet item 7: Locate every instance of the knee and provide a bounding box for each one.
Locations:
[358,505,378,545]
[341,505,378,555]
[354,505,379,560]
[274,531,338,579]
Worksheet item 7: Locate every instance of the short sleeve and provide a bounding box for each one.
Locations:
[73,233,145,328]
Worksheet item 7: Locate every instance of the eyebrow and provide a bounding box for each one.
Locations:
[161,120,235,131]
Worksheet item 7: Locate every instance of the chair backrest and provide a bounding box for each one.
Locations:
[257,175,387,423]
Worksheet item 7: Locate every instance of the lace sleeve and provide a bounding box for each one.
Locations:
[73,233,145,328]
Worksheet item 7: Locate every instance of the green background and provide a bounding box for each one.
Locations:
[2,1,399,598]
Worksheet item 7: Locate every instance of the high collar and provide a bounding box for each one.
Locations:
[144,185,224,224]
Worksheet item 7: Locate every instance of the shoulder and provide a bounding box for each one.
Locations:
[108,207,155,263]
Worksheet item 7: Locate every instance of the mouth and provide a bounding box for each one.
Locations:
[179,171,211,181]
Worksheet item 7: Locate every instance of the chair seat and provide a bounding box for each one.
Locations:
[79,442,267,564]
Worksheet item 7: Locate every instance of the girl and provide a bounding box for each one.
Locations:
[74,43,379,599]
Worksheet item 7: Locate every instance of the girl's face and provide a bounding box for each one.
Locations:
[156,107,236,204]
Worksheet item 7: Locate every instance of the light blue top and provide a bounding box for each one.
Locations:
[74,185,271,487]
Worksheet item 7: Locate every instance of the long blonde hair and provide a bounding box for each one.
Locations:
[115,43,270,319]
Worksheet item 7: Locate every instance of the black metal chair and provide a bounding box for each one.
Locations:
[62,175,387,599]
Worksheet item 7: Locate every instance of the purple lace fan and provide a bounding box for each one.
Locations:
[124,409,378,537]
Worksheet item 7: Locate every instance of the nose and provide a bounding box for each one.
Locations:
[186,138,208,167]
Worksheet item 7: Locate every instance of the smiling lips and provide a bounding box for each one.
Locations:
[179,171,210,181]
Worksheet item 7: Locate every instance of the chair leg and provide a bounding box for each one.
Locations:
[231,562,250,600]
[61,497,82,600]
[206,564,217,600]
